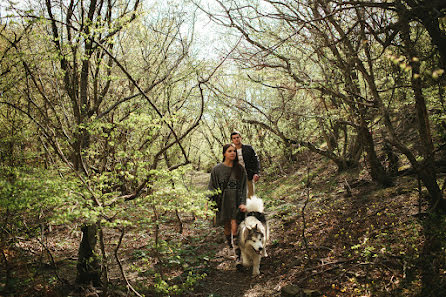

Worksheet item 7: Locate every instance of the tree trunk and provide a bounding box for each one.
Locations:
[359,125,393,187]
[383,140,399,176]
[398,8,445,210]
[76,224,101,286]
[300,140,358,172]
[417,162,446,210]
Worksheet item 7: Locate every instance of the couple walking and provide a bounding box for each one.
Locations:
[208,131,260,260]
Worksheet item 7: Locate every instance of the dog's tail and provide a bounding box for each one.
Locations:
[246,196,264,213]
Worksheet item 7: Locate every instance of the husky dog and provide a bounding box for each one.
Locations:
[238,196,269,276]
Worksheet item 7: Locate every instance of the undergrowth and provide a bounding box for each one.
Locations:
[2,158,446,296]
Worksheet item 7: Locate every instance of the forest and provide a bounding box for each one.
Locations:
[1,0,446,296]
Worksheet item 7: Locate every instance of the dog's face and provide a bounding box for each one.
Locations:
[245,225,264,254]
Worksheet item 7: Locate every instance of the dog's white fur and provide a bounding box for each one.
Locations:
[246,195,264,212]
[238,196,268,276]
[245,196,269,244]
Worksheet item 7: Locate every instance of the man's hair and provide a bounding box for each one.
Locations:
[230,131,241,139]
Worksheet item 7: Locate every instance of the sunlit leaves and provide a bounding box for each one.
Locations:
[0,166,79,227]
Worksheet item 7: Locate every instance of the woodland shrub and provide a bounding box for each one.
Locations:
[0,165,76,236]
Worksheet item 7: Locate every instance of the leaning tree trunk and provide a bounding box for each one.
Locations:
[359,124,393,187]
[410,72,444,208]
[300,140,358,172]
[398,8,446,211]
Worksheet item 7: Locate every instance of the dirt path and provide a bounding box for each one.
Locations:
[183,171,291,296]
[185,211,286,297]
[186,243,282,297]
[189,256,280,296]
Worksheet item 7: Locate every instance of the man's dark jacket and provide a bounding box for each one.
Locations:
[241,144,260,180]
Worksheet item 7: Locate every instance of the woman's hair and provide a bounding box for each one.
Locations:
[222,143,235,161]
[222,143,244,180]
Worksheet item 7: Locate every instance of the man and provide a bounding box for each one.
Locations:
[230,131,260,197]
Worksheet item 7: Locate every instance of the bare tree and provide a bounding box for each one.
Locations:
[2,0,207,285]
[202,0,444,200]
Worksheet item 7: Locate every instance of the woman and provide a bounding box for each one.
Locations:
[208,143,247,253]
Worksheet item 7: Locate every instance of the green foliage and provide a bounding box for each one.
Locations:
[431,109,446,144]
[351,237,377,260]
[150,241,210,296]
[153,270,207,296]
[0,165,78,241]
[2,0,445,295]
[0,166,72,213]
[130,235,213,296]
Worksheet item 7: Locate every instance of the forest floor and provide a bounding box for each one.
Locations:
[181,159,446,297]
[3,155,446,296]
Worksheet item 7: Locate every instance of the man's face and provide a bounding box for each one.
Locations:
[231,134,242,146]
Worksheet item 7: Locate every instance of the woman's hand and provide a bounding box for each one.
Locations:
[253,174,260,182]
[239,204,247,212]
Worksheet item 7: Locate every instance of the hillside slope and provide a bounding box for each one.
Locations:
[186,155,446,297]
